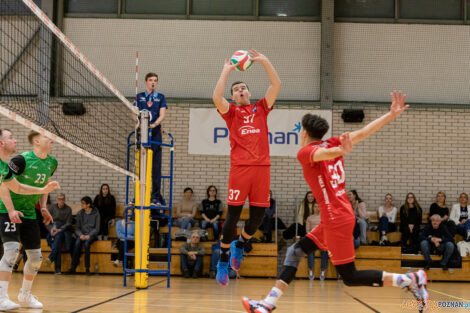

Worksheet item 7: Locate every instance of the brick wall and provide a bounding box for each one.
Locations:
[2,104,468,226]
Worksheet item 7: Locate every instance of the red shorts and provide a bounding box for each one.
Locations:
[227,165,270,207]
[306,217,356,265]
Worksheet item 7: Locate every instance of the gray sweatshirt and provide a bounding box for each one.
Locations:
[179,243,205,255]
[75,207,100,237]
[46,203,72,232]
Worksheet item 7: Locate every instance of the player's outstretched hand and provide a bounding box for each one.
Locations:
[339,132,353,155]
[248,49,267,63]
[389,90,409,118]
[41,208,53,225]
[224,58,238,72]
[8,210,23,224]
[43,181,60,194]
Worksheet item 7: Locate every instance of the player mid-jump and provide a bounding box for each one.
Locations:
[212,50,281,286]
[243,91,429,313]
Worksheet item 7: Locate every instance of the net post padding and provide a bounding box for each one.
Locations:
[135,110,150,289]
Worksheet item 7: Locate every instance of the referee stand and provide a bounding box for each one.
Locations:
[124,110,174,288]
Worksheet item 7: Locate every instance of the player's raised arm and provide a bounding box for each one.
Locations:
[212,59,237,114]
[350,90,408,145]
[313,132,353,162]
[249,50,281,108]
[3,178,60,195]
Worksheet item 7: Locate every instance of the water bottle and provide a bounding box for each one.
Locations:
[94,262,99,275]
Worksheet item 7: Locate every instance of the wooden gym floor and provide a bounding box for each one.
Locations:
[7,273,470,313]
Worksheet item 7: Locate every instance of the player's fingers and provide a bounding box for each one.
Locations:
[18,211,24,217]
[401,94,407,104]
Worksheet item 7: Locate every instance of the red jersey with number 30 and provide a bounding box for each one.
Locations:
[219,98,272,166]
[297,137,355,225]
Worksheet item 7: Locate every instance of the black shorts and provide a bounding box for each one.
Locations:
[0,214,41,249]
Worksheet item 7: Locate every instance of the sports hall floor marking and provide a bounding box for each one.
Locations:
[343,291,381,313]
[70,278,167,313]
[428,288,469,302]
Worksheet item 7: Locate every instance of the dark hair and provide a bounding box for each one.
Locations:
[81,196,92,206]
[28,130,40,145]
[301,114,329,140]
[301,191,314,223]
[97,184,113,207]
[184,187,193,193]
[403,192,422,217]
[206,185,217,198]
[145,72,158,81]
[349,190,362,203]
[0,129,11,138]
[230,81,249,95]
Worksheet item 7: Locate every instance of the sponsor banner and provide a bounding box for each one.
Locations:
[188,108,332,156]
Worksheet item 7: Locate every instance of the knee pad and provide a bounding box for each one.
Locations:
[24,249,42,276]
[221,205,243,245]
[244,206,266,236]
[0,242,20,272]
[283,242,306,268]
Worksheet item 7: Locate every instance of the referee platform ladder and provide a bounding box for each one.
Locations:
[124,111,174,288]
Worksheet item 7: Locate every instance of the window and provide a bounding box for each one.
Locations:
[399,0,462,20]
[124,0,186,15]
[335,0,395,18]
[65,0,118,14]
[259,0,321,17]
[191,0,253,15]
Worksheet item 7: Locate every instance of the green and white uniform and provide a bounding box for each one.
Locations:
[0,159,12,185]
[0,151,57,219]
[0,151,57,249]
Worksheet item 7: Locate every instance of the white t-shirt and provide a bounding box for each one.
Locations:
[377,206,397,223]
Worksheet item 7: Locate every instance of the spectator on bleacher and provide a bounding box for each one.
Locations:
[348,190,368,245]
[210,241,237,279]
[283,191,314,240]
[260,190,286,243]
[419,214,455,270]
[377,193,397,245]
[174,187,197,231]
[180,231,205,278]
[429,191,456,236]
[450,192,470,241]
[115,208,135,267]
[94,183,116,240]
[199,185,223,240]
[67,196,100,275]
[400,192,422,253]
[44,193,73,274]
[305,201,329,281]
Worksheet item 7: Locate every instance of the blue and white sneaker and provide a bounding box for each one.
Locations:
[230,240,245,272]
[216,261,229,286]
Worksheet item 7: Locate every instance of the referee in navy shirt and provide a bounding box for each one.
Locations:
[134,72,167,205]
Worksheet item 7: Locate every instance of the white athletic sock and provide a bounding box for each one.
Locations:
[0,281,9,297]
[264,287,283,306]
[21,278,33,292]
[392,273,410,287]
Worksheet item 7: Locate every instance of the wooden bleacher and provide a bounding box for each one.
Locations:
[35,204,469,281]
[149,241,277,277]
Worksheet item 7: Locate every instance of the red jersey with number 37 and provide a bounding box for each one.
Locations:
[297,137,355,225]
[219,98,272,166]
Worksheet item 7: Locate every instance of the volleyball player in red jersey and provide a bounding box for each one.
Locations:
[242,91,429,313]
[212,50,281,286]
